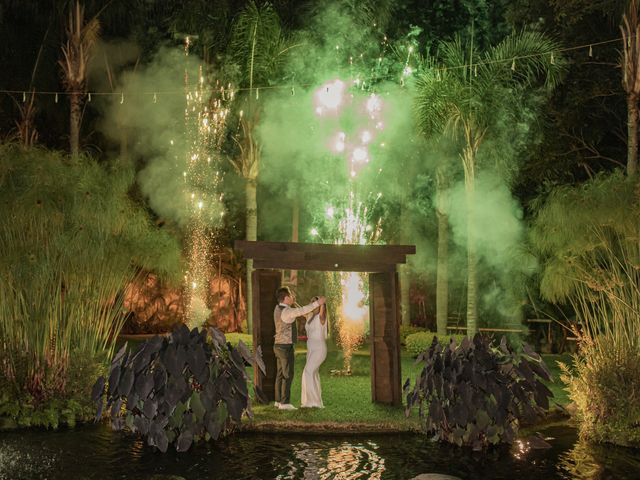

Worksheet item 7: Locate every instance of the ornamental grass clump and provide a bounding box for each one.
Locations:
[405,334,553,450]
[0,144,182,428]
[532,171,640,446]
[93,325,265,452]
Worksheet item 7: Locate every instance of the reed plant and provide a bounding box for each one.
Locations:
[0,144,182,425]
[531,171,640,446]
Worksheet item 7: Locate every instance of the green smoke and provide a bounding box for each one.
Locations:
[98,47,226,227]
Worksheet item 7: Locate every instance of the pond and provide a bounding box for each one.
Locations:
[1,423,639,479]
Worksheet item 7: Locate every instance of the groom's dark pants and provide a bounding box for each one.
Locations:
[274,343,294,404]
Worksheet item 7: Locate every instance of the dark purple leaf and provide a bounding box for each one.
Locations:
[118,368,135,398]
[133,415,149,435]
[110,397,123,419]
[107,367,121,397]
[171,324,190,345]
[143,398,158,419]
[254,345,266,375]
[527,435,552,449]
[91,376,105,402]
[112,343,128,367]
[135,371,154,399]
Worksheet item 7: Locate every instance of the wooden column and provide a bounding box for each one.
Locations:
[369,271,402,405]
[252,269,280,402]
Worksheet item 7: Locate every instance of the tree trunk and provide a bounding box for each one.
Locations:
[245,178,257,334]
[289,199,299,285]
[435,168,449,337]
[463,146,478,337]
[628,94,638,176]
[398,199,411,326]
[69,92,81,156]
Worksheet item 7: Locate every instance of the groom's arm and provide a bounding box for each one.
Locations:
[281,301,320,323]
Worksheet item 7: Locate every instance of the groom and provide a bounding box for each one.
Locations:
[273,286,325,410]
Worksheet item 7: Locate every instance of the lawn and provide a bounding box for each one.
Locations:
[244,342,422,432]
[243,342,572,432]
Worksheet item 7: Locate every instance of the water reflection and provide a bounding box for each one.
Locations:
[557,436,640,480]
[1,424,640,479]
[282,440,385,479]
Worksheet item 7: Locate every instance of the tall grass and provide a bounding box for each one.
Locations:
[0,219,136,401]
[532,171,640,446]
[0,144,182,409]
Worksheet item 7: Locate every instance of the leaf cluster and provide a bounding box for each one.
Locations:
[405,334,553,450]
[93,325,265,452]
[415,30,566,143]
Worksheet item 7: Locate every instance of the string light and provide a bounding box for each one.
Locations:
[0,35,625,101]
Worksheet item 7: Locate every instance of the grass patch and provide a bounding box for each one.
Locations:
[244,343,570,431]
[246,342,422,431]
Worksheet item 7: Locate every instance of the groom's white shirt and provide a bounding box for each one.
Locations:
[278,301,320,324]
[274,300,320,344]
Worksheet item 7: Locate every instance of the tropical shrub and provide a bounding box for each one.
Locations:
[405,334,553,450]
[532,171,640,446]
[93,325,264,452]
[225,333,253,352]
[399,325,427,345]
[404,331,466,357]
[0,144,182,427]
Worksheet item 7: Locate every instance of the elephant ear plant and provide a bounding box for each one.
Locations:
[405,334,554,450]
[92,325,265,452]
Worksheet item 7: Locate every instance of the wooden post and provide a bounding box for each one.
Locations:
[369,271,402,405]
[252,269,280,402]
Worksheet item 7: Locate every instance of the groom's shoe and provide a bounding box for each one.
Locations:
[278,403,298,410]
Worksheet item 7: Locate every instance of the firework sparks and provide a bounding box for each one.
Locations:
[182,39,234,329]
[310,78,389,372]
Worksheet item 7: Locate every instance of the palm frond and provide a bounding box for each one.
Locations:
[483,30,566,90]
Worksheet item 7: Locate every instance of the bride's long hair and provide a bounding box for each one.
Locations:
[307,296,327,324]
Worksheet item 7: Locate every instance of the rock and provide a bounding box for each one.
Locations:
[410,475,462,480]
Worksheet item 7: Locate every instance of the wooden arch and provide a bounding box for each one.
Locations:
[235,240,416,406]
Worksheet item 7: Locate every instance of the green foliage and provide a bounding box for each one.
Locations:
[399,325,428,345]
[227,1,290,88]
[94,326,264,452]
[415,30,565,144]
[405,334,553,449]
[404,331,466,357]
[0,388,95,429]
[225,332,253,352]
[532,171,640,446]
[0,144,181,416]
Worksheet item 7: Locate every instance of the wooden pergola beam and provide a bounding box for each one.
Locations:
[235,240,416,273]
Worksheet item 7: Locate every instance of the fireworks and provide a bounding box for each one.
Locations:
[182,38,234,329]
[311,78,388,373]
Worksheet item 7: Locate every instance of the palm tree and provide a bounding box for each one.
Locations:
[415,31,564,335]
[621,0,640,176]
[59,1,100,157]
[435,165,449,336]
[227,1,296,333]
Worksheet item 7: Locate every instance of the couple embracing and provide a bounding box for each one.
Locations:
[273,286,328,410]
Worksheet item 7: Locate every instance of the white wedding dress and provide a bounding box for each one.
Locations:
[301,313,328,408]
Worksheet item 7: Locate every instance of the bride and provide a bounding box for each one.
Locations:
[301,296,328,408]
